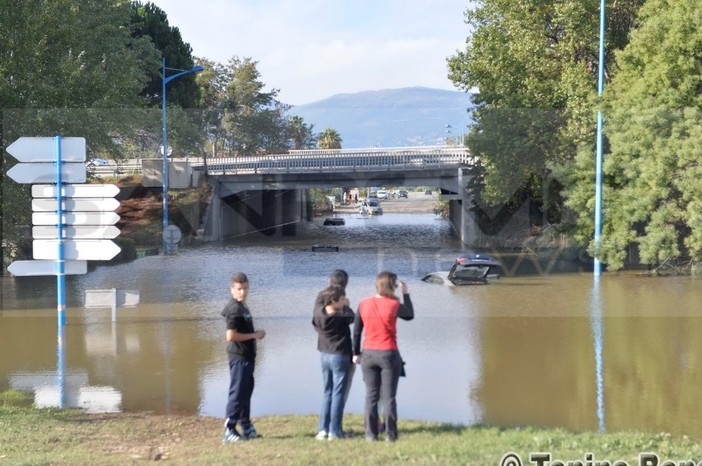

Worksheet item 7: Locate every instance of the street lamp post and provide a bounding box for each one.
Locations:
[593,0,606,277]
[161,58,204,254]
[445,123,465,146]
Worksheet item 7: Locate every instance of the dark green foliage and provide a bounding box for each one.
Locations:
[130,1,200,109]
[113,237,137,262]
[565,0,702,270]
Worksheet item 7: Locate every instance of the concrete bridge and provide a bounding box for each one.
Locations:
[145,146,481,245]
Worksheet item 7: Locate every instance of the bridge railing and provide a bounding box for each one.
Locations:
[195,145,474,175]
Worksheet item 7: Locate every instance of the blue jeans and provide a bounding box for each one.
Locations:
[318,352,351,436]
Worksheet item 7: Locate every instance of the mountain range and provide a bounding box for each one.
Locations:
[288,87,474,148]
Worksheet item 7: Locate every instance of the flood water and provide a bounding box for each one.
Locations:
[2,212,702,439]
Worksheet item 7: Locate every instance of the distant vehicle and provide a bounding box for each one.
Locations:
[398,190,408,198]
[425,189,432,195]
[422,254,502,286]
[87,158,109,166]
[368,191,378,199]
[359,198,383,215]
[376,190,389,200]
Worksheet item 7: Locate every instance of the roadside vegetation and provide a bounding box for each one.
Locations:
[1,391,700,465]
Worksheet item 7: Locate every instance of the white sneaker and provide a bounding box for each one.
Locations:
[315,430,328,440]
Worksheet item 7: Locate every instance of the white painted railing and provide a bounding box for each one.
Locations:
[194,145,473,175]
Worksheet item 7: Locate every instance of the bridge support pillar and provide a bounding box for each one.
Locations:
[204,187,305,240]
[452,168,482,247]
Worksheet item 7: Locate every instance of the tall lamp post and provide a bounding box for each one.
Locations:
[161,58,204,254]
[593,0,606,277]
[445,123,465,146]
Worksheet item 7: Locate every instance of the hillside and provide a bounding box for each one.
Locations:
[289,87,474,148]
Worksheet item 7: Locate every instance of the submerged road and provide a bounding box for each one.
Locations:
[336,190,438,214]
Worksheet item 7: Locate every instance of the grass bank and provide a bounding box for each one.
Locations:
[1,392,700,465]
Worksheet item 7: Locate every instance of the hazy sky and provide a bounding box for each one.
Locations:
[148,0,472,105]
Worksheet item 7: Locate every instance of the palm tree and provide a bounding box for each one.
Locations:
[288,116,317,149]
[317,128,342,149]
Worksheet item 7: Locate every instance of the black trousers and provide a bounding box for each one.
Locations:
[225,358,255,430]
[360,350,402,440]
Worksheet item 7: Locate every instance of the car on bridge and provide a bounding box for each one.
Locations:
[86,158,109,166]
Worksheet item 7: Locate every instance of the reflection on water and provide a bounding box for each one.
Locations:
[591,278,605,432]
[2,213,702,439]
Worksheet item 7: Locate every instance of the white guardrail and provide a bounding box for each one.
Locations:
[196,146,474,175]
[87,146,474,177]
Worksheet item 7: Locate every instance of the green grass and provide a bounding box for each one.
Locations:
[1,391,700,465]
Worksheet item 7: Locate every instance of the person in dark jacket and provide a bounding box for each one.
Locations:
[221,272,266,444]
[312,285,355,440]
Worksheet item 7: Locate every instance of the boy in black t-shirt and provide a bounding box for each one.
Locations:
[222,272,266,444]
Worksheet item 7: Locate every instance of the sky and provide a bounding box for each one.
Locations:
[148,0,472,105]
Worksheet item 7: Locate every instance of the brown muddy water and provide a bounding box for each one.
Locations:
[2,213,701,439]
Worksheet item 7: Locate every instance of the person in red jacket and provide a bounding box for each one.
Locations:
[352,271,414,442]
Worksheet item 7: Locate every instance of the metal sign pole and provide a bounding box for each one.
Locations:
[55,135,66,326]
[55,135,67,410]
[593,0,606,278]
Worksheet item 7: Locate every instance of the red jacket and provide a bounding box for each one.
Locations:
[353,294,414,354]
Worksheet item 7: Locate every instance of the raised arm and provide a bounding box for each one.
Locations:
[397,293,414,321]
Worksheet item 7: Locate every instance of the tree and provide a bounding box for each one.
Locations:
[196,57,228,157]
[221,57,290,155]
[288,115,317,150]
[318,128,342,149]
[447,0,644,222]
[564,0,702,272]
[128,1,205,158]
[130,1,200,109]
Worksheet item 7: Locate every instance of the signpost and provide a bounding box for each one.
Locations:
[84,289,140,323]
[32,198,120,212]
[32,183,120,198]
[32,211,121,226]
[7,163,86,184]
[8,260,88,276]
[5,136,122,326]
[5,136,125,412]
[7,137,86,162]
[33,240,121,261]
[33,225,120,239]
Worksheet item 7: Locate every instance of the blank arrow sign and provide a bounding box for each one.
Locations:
[33,240,121,261]
[33,212,120,226]
[32,198,120,212]
[8,163,86,184]
[33,225,121,239]
[7,137,86,162]
[32,184,120,198]
[8,260,88,276]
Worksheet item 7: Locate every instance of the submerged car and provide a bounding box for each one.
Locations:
[422,254,501,285]
[359,198,383,215]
